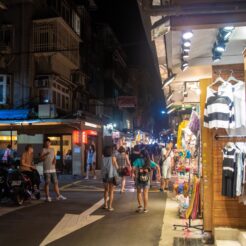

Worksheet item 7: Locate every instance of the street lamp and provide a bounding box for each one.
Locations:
[161,110,166,115]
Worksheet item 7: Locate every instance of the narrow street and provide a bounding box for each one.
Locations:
[0,179,166,246]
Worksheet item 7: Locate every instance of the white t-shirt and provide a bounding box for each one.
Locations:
[42,148,56,173]
[161,148,174,166]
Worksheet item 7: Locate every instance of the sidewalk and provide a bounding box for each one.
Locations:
[159,192,204,246]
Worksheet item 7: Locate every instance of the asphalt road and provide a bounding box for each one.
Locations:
[0,178,167,246]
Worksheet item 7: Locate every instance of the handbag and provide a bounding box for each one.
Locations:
[122,166,131,176]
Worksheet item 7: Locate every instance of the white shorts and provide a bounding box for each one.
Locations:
[162,164,171,179]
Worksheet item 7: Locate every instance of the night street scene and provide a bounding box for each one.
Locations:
[1,1,246,246]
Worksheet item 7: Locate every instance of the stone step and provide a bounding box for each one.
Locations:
[216,240,241,246]
[239,231,246,246]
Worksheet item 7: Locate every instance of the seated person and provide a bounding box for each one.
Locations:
[20,144,40,190]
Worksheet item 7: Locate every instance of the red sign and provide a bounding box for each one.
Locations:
[82,131,88,144]
[82,130,98,144]
[73,130,80,145]
[118,96,137,108]
[85,130,98,136]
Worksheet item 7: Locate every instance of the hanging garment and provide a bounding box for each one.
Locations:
[222,145,237,197]
[188,110,200,135]
[177,120,189,149]
[226,81,246,135]
[204,86,235,129]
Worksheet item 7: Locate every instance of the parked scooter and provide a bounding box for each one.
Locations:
[0,163,40,205]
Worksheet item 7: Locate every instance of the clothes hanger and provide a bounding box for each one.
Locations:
[209,70,227,88]
[227,70,241,85]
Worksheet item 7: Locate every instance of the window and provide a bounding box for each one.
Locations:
[39,89,50,103]
[0,26,13,48]
[52,91,56,104]
[51,80,70,111]
[62,95,65,108]
[72,11,81,36]
[0,75,7,104]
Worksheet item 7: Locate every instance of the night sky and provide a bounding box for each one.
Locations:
[95,0,167,134]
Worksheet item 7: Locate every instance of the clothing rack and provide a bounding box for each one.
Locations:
[173,158,203,232]
[215,135,246,140]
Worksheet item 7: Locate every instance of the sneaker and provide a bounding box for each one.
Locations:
[143,209,149,213]
[57,195,67,201]
[108,207,114,211]
[136,206,143,213]
[93,176,97,180]
[46,197,52,202]
[84,176,89,180]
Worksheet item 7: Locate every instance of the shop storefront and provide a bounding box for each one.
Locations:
[0,119,103,176]
[139,1,246,243]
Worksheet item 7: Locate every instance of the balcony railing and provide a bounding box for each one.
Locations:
[33,17,80,68]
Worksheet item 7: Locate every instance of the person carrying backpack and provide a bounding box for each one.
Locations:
[132,149,160,213]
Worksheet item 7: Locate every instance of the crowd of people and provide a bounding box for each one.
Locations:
[1,139,175,210]
[101,141,174,213]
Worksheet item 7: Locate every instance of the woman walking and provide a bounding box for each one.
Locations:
[116,146,131,193]
[101,146,119,211]
[85,144,96,180]
[132,149,160,213]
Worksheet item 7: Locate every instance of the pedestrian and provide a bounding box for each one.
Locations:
[130,145,140,165]
[101,146,119,211]
[116,146,131,193]
[132,149,160,213]
[40,138,66,202]
[20,144,40,190]
[2,144,13,165]
[85,144,97,180]
[112,144,118,157]
[160,141,174,192]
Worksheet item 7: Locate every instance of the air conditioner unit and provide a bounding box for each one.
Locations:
[34,78,49,88]
[38,104,56,118]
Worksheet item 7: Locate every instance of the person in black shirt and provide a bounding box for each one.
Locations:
[130,145,141,165]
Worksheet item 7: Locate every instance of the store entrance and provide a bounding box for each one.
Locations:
[45,135,72,175]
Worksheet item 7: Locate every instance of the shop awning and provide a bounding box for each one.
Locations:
[0,109,29,120]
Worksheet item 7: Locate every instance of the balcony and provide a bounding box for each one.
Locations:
[33,17,81,69]
[0,25,13,54]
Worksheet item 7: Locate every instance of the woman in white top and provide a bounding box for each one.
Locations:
[160,141,174,191]
[101,146,118,211]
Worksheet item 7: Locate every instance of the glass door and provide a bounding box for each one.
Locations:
[62,135,72,174]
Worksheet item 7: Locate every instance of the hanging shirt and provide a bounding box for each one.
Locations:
[222,145,237,176]
[204,86,235,129]
[222,144,238,197]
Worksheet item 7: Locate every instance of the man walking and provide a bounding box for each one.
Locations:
[41,138,66,202]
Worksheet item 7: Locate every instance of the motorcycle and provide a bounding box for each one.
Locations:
[0,163,40,206]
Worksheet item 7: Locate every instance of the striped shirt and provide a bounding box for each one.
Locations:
[204,87,235,129]
[222,145,237,176]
